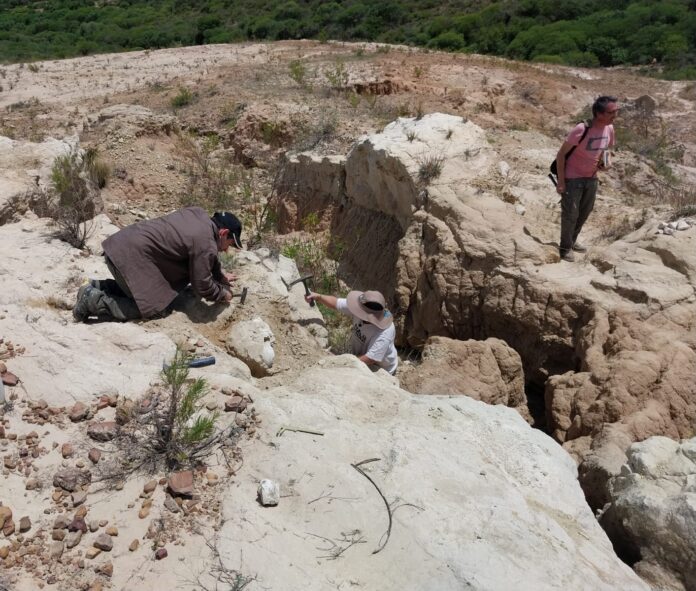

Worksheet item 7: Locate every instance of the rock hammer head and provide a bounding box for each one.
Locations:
[281,275,315,306]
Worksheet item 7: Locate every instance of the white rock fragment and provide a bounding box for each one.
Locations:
[676,220,690,231]
[498,161,510,178]
[225,317,275,377]
[515,204,526,216]
[257,479,280,506]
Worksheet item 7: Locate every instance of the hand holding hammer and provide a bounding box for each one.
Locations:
[281,275,315,307]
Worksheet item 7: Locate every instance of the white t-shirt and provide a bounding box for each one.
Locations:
[336,298,398,374]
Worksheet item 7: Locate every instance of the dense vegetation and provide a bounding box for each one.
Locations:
[1,0,695,78]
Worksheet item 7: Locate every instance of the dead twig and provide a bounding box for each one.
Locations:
[306,530,366,560]
[351,457,392,554]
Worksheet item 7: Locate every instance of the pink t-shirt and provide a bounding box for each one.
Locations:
[565,122,615,179]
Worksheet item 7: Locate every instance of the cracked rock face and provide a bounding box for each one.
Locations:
[278,112,696,505]
[601,436,696,591]
[400,336,531,422]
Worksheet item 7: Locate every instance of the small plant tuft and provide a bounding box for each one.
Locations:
[417,153,445,186]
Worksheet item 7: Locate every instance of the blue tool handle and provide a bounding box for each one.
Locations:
[188,356,216,368]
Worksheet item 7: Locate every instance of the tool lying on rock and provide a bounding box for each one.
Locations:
[276,425,324,437]
[281,275,315,307]
[163,356,216,371]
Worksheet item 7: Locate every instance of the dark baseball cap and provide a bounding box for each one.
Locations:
[212,212,243,248]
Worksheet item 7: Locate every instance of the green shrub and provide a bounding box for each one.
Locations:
[171,86,195,108]
[289,59,308,86]
[50,148,100,248]
[324,60,349,91]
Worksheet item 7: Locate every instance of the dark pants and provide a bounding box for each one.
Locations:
[89,257,142,321]
[560,177,597,254]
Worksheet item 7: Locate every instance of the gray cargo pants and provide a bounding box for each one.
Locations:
[559,177,598,255]
[88,257,142,321]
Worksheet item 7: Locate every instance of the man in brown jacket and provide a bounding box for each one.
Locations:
[73,207,242,322]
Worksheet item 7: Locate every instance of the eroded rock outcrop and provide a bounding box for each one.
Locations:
[0,135,76,224]
[278,112,696,509]
[400,336,530,421]
[601,436,696,591]
[222,356,648,591]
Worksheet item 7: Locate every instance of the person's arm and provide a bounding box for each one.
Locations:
[555,140,575,195]
[357,354,378,366]
[305,292,338,309]
[190,249,229,303]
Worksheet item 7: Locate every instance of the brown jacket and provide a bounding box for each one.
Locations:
[102,207,229,317]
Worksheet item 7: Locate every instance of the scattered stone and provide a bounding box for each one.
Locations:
[52,490,63,503]
[72,491,87,507]
[99,561,113,577]
[61,443,74,458]
[205,400,218,411]
[52,528,66,541]
[65,530,82,549]
[0,362,5,374]
[163,494,180,513]
[224,396,247,413]
[106,526,118,536]
[75,505,88,518]
[89,520,99,533]
[53,467,91,492]
[49,541,64,560]
[86,422,118,442]
[69,402,89,422]
[168,470,193,496]
[93,533,113,552]
[85,547,101,559]
[143,480,157,494]
[53,515,71,529]
[99,519,108,527]
[235,414,249,428]
[1,372,18,387]
[257,479,280,506]
[0,545,9,559]
[87,449,101,464]
[68,517,88,533]
[3,519,15,536]
[128,539,139,552]
[154,548,168,560]
[18,516,30,533]
[25,477,40,490]
[0,506,12,529]
[115,400,135,426]
[138,506,150,519]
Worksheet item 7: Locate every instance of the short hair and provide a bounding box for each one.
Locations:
[592,95,618,117]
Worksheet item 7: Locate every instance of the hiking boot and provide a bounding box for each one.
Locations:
[73,285,95,322]
[572,242,588,253]
[560,250,575,262]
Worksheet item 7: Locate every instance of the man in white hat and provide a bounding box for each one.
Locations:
[305,290,398,375]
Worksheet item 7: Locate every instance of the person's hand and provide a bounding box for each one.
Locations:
[305,292,320,304]
[224,272,238,283]
[556,183,565,195]
[223,289,233,303]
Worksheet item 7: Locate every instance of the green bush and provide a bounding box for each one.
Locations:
[171,86,195,108]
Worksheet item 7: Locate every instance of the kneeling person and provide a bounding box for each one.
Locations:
[73,207,242,322]
[306,290,398,375]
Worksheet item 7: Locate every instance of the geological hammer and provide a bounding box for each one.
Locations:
[281,275,315,307]
[231,286,248,305]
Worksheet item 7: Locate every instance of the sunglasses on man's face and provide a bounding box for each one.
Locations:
[605,108,619,114]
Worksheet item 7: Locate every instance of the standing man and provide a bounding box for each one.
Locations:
[73,207,243,322]
[305,290,398,375]
[556,95,618,262]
